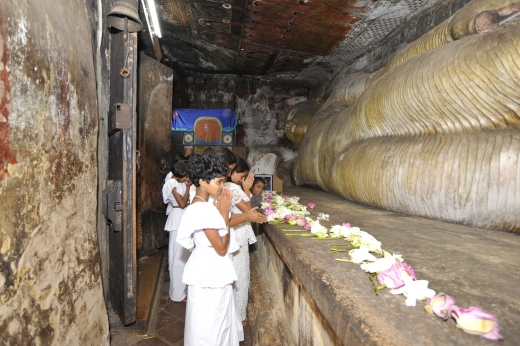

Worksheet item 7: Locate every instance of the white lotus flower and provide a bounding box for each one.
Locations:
[310,220,327,235]
[342,226,361,238]
[330,225,347,237]
[276,206,292,219]
[360,256,397,273]
[274,195,285,205]
[287,197,300,204]
[390,276,436,307]
[349,246,377,263]
[266,213,280,222]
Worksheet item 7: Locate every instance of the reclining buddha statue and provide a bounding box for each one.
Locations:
[292,0,520,233]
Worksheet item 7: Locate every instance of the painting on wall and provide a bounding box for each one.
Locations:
[171,108,238,155]
[222,132,233,147]
[194,117,222,145]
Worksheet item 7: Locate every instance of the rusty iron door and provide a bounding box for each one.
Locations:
[103,29,138,325]
[136,53,174,257]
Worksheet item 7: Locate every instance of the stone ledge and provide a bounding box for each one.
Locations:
[258,187,520,345]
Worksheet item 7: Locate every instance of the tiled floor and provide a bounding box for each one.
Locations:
[109,251,252,346]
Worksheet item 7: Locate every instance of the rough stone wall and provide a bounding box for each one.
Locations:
[178,72,310,147]
[251,232,341,345]
[0,0,109,344]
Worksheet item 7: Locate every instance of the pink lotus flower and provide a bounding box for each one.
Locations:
[341,222,351,228]
[397,260,416,280]
[281,194,290,199]
[264,209,276,217]
[376,260,417,289]
[307,202,316,209]
[424,293,456,320]
[303,223,311,230]
[263,195,272,203]
[296,218,307,227]
[450,306,503,340]
[284,214,298,222]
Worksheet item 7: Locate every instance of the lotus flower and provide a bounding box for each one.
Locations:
[390,277,436,306]
[296,217,307,227]
[274,195,285,205]
[424,293,456,320]
[450,306,503,340]
[281,194,290,199]
[303,223,311,230]
[341,222,351,228]
[341,226,361,239]
[330,225,345,237]
[376,260,417,289]
[396,260,416,280]
[349,246,377,264]
[264,209,276,217]
[284,214,298,222]
[360,255,397,273]
[377,267,406,289]
[310,220,327,235]
[307,202,316,209]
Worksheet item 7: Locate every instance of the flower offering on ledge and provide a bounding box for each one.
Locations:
[259,191,504,341]
[451,306,504,340]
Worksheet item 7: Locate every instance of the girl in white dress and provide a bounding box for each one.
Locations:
[162,160,192,302]
[226,157,257,326]
[177,154,243,346]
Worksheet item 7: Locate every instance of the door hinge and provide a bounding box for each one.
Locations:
[102,180,123,232]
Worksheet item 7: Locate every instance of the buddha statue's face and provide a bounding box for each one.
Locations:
[284,101,318,146]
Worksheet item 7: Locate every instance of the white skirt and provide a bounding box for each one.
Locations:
[165,207,185,231]
[184,284,244,345]
[168,231,190,301]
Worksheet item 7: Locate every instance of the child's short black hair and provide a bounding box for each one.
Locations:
[173,154,187,165]
[202,147,215,157]
[172,161,188,178]
[235,157,250,173]
[212,147,237,166]
[253,177,266,186]
[188,154,229,187]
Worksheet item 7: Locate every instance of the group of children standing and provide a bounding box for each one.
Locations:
[162,147,267,345]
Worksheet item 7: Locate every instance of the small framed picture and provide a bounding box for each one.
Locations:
[255,174,273,191]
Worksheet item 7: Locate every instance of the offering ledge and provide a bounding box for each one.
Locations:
[249,187,520,346]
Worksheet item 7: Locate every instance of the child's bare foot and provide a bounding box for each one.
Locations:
[242,318,248,326]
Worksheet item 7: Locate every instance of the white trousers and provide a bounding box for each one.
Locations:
[168,230,190,302]
[184,284,244,345]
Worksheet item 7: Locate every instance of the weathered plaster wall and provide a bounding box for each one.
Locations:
[0,0,109,344]
[177,72,310,147]
[251,232,341,345]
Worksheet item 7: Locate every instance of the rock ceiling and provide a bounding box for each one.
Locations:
[152,0,452,85]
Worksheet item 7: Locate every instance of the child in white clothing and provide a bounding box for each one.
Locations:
[226,157,258,326]
[162,160,192,302]
[177,154,243,346]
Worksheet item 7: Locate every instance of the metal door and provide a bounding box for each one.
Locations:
[136,53,174,257]
[103,29,138,325]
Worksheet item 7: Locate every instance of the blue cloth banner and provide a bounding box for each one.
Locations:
[172,108,237,132]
